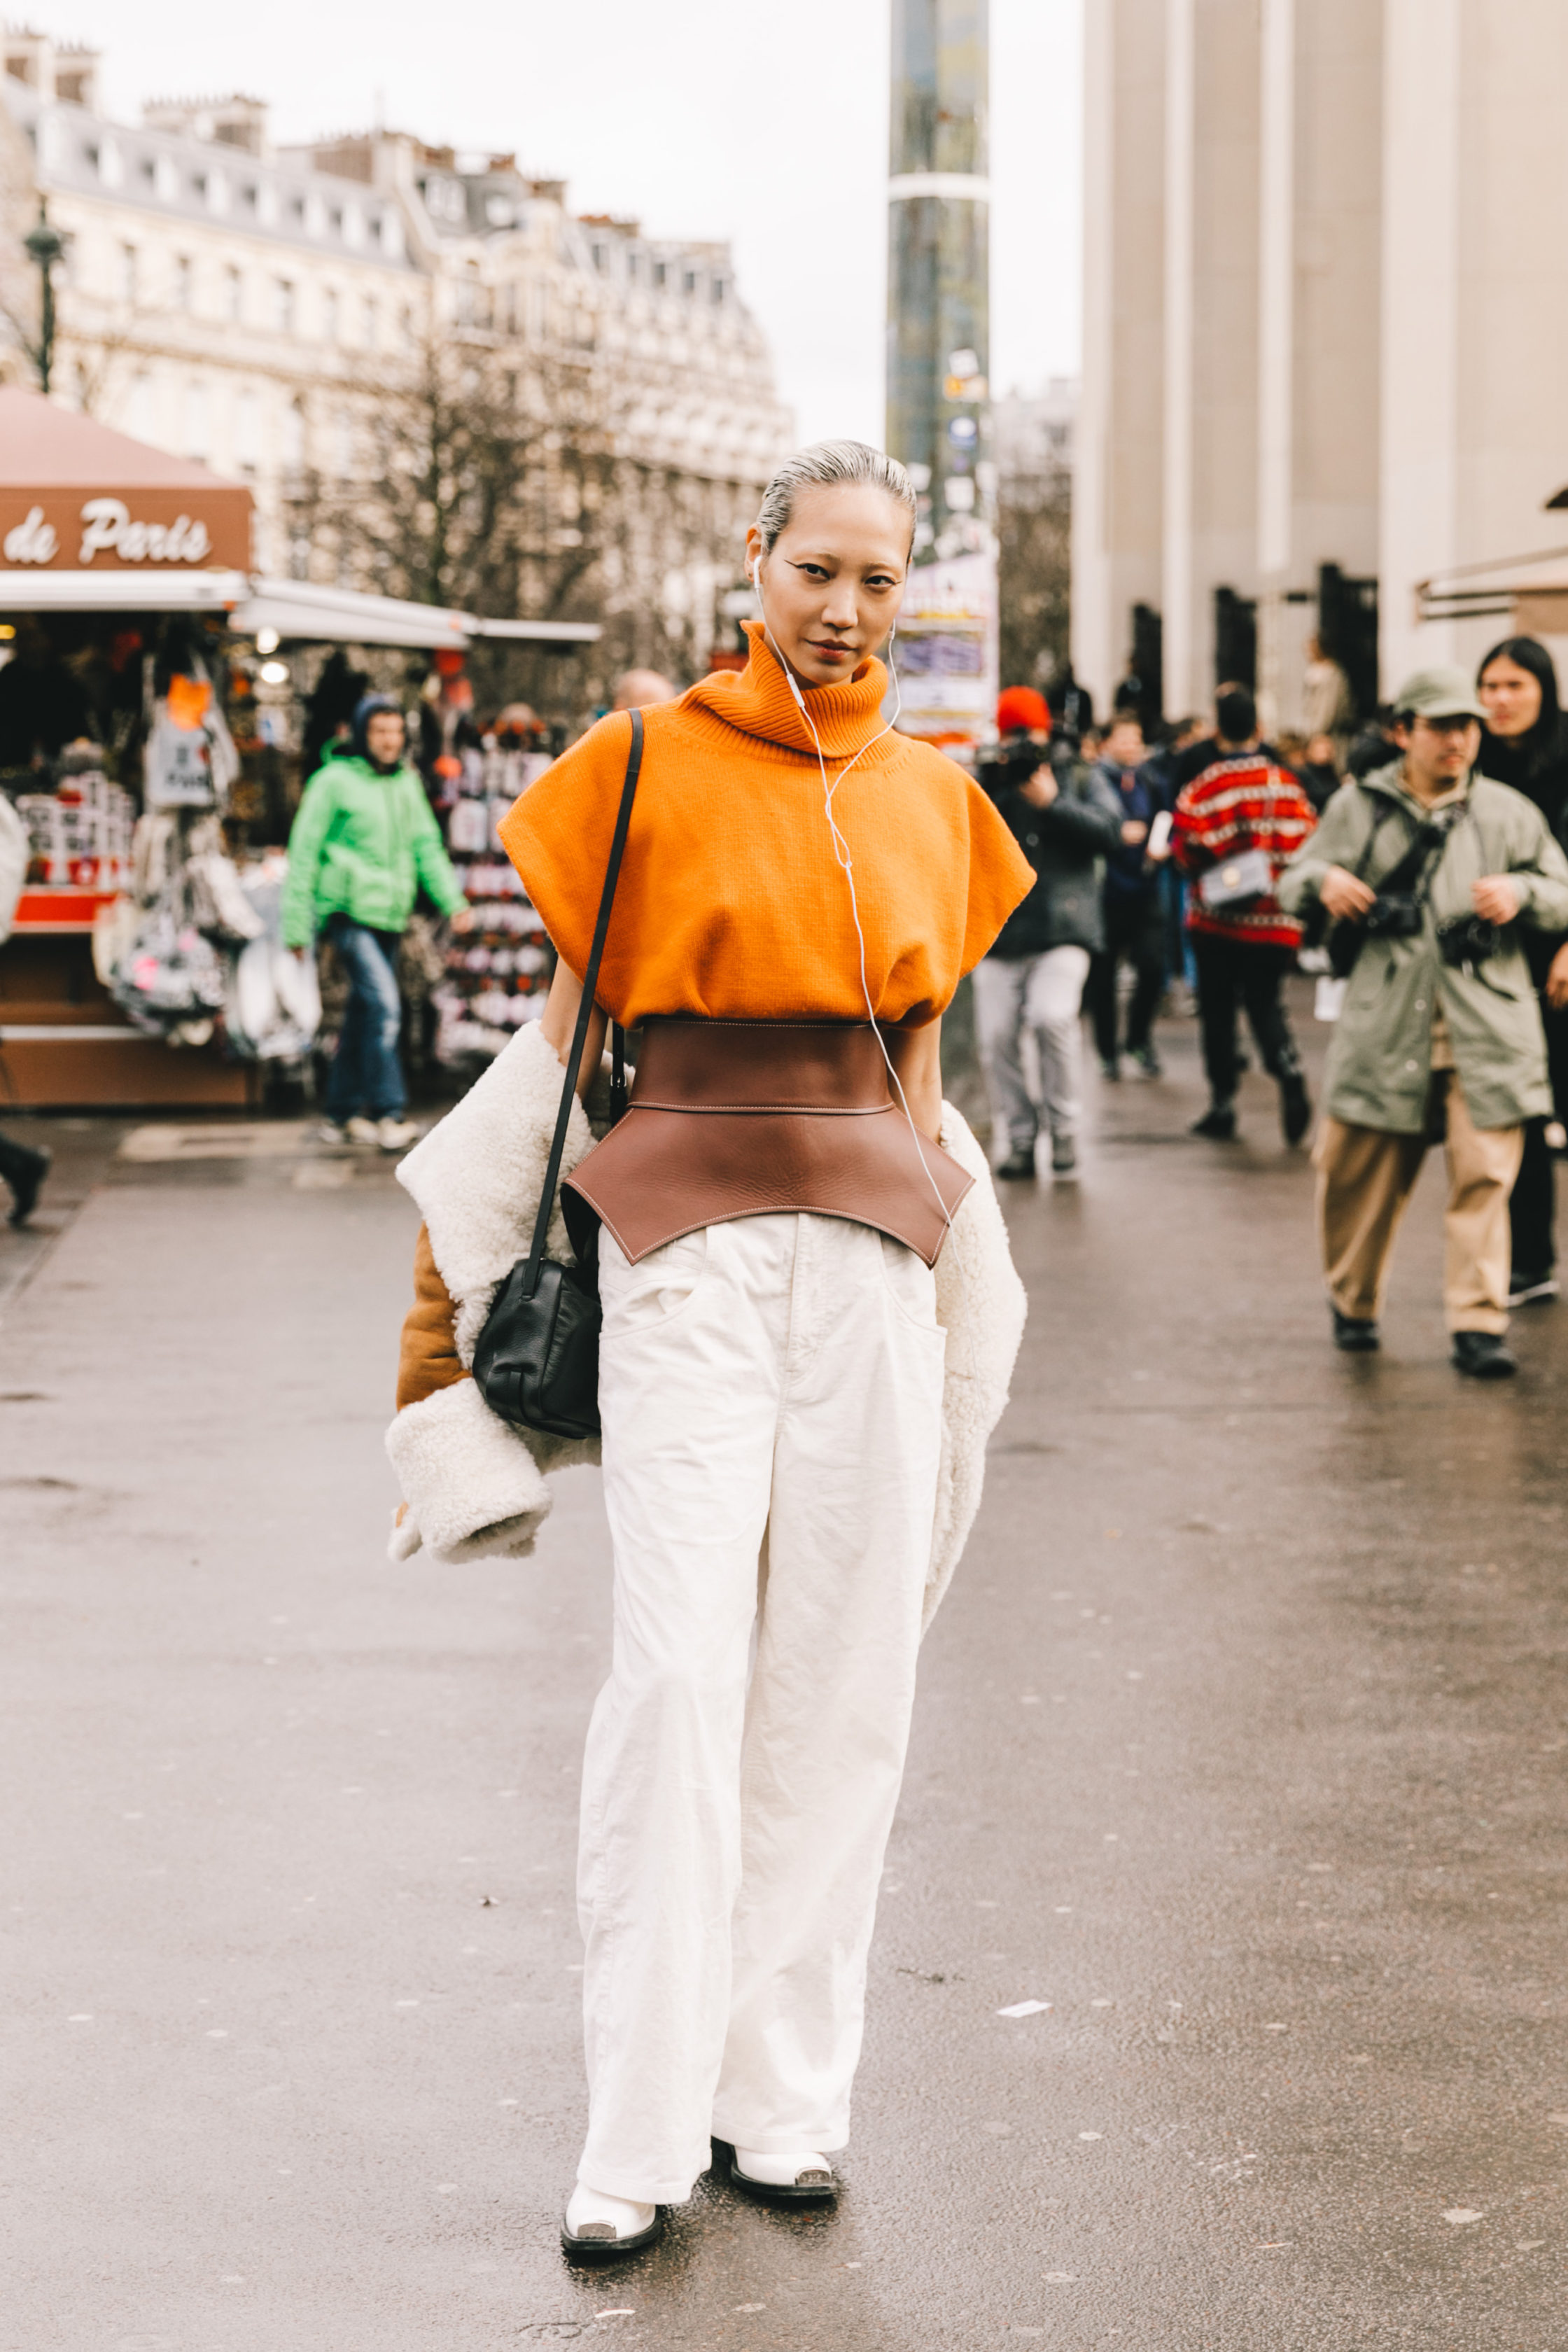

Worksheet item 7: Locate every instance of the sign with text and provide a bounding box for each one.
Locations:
[0,486,252,573]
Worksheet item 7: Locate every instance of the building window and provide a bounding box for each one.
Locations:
[592,242,608,272]
[653,260,668,288]
[282,398,305,472]
[183,382,210,458]
[682,268,698,295]
[322,288,339,343]
[174,253,192,311]
[236,388,260,471]
[711,277,725,305]
[119,243,138,308]
[274,279,295,335]
[362,297,378,351]
[224,265,242,323]
[126,370,153,438]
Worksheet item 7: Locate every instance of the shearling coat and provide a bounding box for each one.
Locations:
[384,1019,1027,1633]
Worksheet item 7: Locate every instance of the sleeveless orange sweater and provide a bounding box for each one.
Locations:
[498,625,1032,1030]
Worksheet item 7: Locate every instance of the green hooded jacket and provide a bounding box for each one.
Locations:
[1277,762,1568,1133]
[281,755,468,949]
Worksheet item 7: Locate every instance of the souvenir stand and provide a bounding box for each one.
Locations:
[0,388,600,1107]
[0,387,255,1105]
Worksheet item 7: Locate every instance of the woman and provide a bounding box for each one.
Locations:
[1476,637,1568,1303]
[391,442,1032,2256]
[283,694,471,1150]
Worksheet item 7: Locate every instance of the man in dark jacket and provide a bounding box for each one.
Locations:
[974,687,1125,1180]
[1086,715,1171,1078]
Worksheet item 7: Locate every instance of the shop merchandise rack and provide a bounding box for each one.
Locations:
[434,745,554,1063]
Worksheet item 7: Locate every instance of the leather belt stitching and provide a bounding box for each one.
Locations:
[625,1100,894,1116]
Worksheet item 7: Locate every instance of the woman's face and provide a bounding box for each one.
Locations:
[746,485,910,690]
[1478,655,1544,740]
[365,710,406,763]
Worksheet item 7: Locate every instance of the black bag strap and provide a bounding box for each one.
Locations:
[1373,799,1464,905]
[522,709,643,1298]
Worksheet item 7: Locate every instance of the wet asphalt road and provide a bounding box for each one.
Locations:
[3,984,1565,2350]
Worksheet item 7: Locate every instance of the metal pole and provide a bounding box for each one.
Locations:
[24,198,66,396]
[886,0,995,752]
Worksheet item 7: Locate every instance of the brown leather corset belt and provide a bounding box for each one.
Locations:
[561,1018,973,1268]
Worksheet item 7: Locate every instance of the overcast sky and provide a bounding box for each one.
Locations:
[46,0,1082,445]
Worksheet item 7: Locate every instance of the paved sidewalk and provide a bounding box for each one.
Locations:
[3,1004,1564,2348]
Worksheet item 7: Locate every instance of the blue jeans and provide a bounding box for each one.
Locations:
[324,915,405,1121]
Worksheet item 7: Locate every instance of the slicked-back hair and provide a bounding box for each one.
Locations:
[755,439,918,556]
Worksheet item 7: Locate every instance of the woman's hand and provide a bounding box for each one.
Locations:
[1320,864,1377,920]
[1546,943,1568,1009]
[1121,819,1149,846]
[540,955,608,1099]
[449,904,475,935]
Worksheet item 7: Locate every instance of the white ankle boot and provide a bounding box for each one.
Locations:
[561,2181,661,2254]
[731,2145,838,2200]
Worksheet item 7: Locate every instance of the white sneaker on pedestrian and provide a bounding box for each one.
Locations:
[376,1116,419,1152]
[344,1116,381,1146]
[314,1119,351,1147]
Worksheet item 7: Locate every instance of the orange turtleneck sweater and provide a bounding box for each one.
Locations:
[498,624,1032,1031]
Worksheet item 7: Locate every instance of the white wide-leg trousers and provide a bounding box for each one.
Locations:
[578,1210,946,2206]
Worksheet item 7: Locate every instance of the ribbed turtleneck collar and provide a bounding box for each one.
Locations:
[684,621,890,760]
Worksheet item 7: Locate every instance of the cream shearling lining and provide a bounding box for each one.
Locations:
[384,1018,1026,1626]
[385,1374,550,1562]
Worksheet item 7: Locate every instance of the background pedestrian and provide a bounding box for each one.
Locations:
[1172,687,1317,1145]
[283,695,472,1152]
[0,788,50,1224]
[1279,666,1568,1377]
[974,686,1124,1179]
[1086,713,1170,1079]
[1476,635,1568,1306]
[611,669,678,710]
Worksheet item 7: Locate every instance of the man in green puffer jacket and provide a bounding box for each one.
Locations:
[284,694,471,1151]
[1278,666,1568,1377]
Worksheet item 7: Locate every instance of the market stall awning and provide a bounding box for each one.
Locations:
[0,389,601,650]
[0,567,249,611]
[1417,542,1568,633]
[0,384,254,573]
[227,578,601,651]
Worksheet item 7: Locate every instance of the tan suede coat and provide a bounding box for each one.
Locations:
[397,1225,467,1413]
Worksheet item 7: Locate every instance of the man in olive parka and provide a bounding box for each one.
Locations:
[1278,666,1568,1377]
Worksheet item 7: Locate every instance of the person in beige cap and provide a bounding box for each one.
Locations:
[1279,666,1568,1376]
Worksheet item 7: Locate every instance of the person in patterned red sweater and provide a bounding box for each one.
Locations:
[1173,686,1317,1144]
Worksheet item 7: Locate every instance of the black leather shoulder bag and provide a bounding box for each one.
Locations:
[471,710,643,1441]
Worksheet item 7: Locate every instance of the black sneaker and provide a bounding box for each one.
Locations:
[1191,1104,1237,1141]
[1331,1306,1380,1353]
[1100,1057,1121,1082]
[1506,1268,1559,1308]
[1280,1072,1312,1147]
[1452,1331,1517,1380]
[1050,1133,1079,1178]
[995,1148,1037,1182]
[1129,1044,1162,1079]
[5,1143,51,1228]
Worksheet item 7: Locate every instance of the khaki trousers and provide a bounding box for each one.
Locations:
[1315,1074,1523,1334]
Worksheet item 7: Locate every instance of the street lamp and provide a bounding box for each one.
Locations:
[23,198,66,396]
